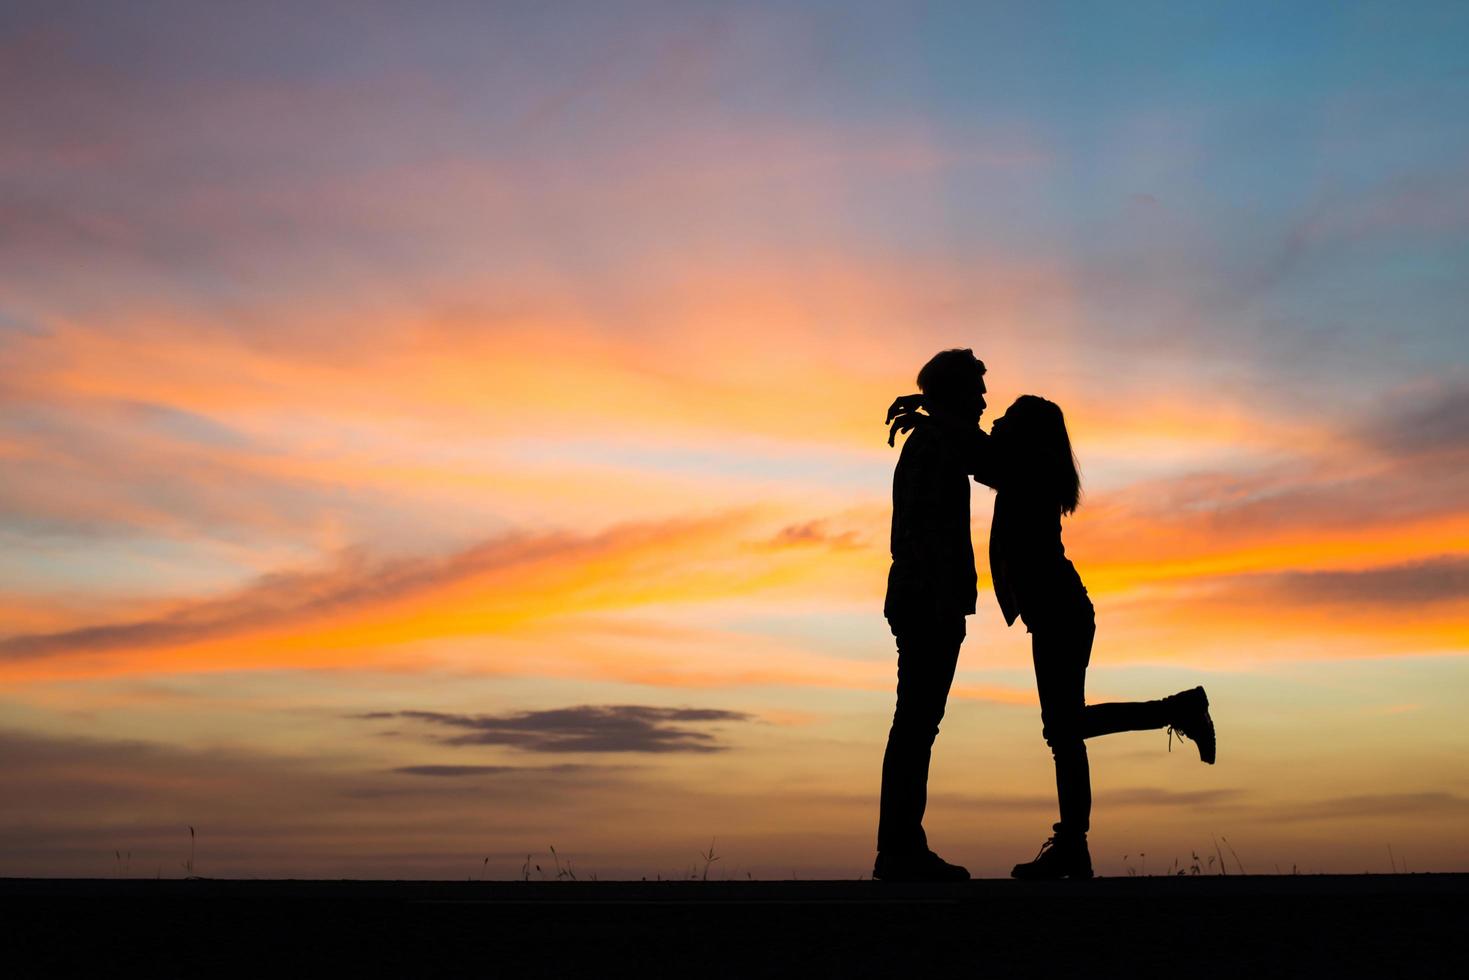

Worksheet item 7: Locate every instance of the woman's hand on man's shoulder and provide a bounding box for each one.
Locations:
[886,392,927,447]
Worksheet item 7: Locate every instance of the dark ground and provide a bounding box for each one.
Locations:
[6,875,1466,977]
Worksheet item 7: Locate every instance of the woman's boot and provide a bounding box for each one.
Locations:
[1164,686,1216,764]
[1011,824,1093,880]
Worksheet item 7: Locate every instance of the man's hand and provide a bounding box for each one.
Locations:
[886,393,928,447]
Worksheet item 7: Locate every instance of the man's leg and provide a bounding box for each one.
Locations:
[876,614,965,855]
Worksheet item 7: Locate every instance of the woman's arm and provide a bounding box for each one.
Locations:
[965,428,1000,489]
[885,393,925,446]
[885,392,1000,487]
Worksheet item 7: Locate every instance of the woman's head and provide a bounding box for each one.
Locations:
[991,395,1081,514]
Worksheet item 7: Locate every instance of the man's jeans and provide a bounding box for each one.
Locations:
[1031,607,1173,835]
[877,614,966,854]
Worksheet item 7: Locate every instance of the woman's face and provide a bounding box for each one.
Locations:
[990,409,1014,443]
[991,403,1043,454]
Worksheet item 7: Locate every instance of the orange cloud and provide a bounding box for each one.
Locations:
[0,511,885,682]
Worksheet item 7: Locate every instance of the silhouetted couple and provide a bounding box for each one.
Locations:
[874,349,1216,882]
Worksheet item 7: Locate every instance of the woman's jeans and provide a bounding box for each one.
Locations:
[1031,609,1172,836]
[877,614,966,854]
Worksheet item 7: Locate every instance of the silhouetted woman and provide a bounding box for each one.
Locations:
[891,394,1216,879]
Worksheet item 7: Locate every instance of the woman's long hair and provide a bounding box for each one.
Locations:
[999,395,1082,514]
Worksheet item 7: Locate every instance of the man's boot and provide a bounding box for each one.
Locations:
[1165,686,1216,764]
[1011,825,1093,880]
[873,849,970,882]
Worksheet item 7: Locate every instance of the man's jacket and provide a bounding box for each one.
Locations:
[883,423,979,621]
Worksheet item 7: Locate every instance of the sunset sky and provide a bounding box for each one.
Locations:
[3,1,1467,879]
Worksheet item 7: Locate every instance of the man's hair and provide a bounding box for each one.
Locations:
[917,348,986,402]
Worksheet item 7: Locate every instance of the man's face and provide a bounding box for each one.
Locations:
[928,365,986,422]
[952,372,987,422]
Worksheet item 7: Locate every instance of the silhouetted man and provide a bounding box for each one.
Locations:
[874,348,989,882]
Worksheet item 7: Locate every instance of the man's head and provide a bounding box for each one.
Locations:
[917,348,987,423]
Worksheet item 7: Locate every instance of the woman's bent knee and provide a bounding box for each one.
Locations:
[1043,730,1086,760]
